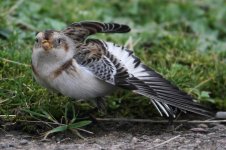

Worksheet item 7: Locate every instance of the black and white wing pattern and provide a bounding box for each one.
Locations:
[63,21,131,42]
[74,39,213,118]
[74,39,156,95]
[105,41,213,118]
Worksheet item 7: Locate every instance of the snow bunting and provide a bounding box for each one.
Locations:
[32,21,213,118]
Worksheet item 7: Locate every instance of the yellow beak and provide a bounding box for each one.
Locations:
[42,40,52,51]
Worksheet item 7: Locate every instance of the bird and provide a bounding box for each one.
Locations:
[32,21,213,119]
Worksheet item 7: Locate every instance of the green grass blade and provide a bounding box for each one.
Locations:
[70,128,86,140]
[40,109,58,123]
[64,102,69,124]
[23,109,47,118]
[70,103,77,124]
[44,125,68,139]
[68,120,92,129]
[0,99,9,104]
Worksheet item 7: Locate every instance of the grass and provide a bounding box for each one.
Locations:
[0,0,226,135]
[24,101,92,139]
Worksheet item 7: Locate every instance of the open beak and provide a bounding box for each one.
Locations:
[42,40,52,51]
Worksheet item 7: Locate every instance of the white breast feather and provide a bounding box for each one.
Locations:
[49,60,115,99]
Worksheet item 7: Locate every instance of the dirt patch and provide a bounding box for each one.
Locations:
[0,122,226,150]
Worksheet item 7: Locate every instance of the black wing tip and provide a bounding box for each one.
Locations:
[190,104,215,117]
[67,21,131,33]
[170,104,215,118]
[118,24,131,33]
[134,62,215,118]
[110,23,131,32]
[151,96,215,118]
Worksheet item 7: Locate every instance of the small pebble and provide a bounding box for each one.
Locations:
[130,137,138,144]
[5,134,13,137]
[184,140,190,144]
[0,143,14,148]
[40,139,51,142]
[198,124,208,129]
[22,135,32,140]
[20,139,28,145]
[195,139,201,144]
[220,134,226,137]
[153,139,162,143]
[190,128,207,133]
[212,124,226,132]
[140,135,150,140]
[215,111,226,119]
[0,144,6,149]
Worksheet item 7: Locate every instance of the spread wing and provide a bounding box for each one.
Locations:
[63,21,131,42]
[73,39,213,118]
[74,39,156,95]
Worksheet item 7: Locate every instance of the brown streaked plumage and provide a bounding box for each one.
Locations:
[74,40,105,64]
[65,64,77,77]
[52,59,73,79]
[63,43,69,52]
[63,21,131,42]
[43,30,55,40]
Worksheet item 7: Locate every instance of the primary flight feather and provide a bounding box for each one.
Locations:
[32,21,213,118]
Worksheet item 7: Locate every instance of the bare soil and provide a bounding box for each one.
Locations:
[0,121,226,150]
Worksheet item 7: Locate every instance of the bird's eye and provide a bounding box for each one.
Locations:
[35,38,39,43]
[57,38,63,44]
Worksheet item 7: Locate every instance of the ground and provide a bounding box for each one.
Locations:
[1,122,226,150]
[1,1,226,149]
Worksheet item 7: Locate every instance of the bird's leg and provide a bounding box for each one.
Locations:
[93,97,107,114]
[73,97,106,119]
[0,117,4,127]
[167,108,183,131]
[167,117,175,131]
[67,97,108,130]
[87,97,110,131]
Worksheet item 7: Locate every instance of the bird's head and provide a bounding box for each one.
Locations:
[33,30,75,63]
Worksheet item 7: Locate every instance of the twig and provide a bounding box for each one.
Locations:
[0,76,25,81]
[0,99,9,104]
[8,16,39,31]
[149,135,181,149]
[7,0,24,15]
[2,0,24,17]
[18,120,63,126]
[96,118,226,124]
[0,115,16,118]
[77,128,94,134]
[0,57,30,67]
[16,120,60,128]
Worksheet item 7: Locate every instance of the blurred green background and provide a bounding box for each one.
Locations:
[0,0,226,121]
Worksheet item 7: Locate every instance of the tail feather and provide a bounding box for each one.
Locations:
[151,99,176,118]
[154,96,213,117]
